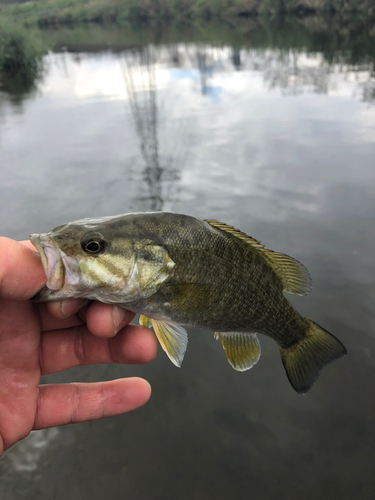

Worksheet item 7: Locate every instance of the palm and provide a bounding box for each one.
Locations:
[0,238,157,456]
[0,300,41,454]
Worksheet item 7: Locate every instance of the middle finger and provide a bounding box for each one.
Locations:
[44,300,134,339]
[37,302,85,332]
[39,324,158,374]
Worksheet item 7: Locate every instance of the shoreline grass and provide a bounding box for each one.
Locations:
[0,0,374,27]
[0,10,374,94]
[0,20,45,75]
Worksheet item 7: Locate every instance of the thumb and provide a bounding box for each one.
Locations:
[0,237,46,300]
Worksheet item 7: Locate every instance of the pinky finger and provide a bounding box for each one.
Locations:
[33,378,151,430]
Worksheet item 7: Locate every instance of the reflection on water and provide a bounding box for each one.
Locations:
[120,47,181,211]
[2,429,59,473]
[0,429,59,497]
[1,18,375,500]
[253,49,375,102]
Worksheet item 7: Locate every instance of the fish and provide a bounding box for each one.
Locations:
[29,211,346,394]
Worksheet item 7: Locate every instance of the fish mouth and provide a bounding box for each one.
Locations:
[29,233,65,292]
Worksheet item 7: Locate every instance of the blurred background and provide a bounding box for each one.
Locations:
[0,1,375,498]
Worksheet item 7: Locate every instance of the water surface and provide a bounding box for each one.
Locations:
[1,18,375,500]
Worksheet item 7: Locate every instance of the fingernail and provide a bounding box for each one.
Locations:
[60,298,89,317]
[113,306,128,334]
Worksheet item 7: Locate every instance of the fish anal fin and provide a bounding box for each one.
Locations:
[151,319,188,368]
[205,219,311,296]
[216,332,261,372]
[280,319,347,394]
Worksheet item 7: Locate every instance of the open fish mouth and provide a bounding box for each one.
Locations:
[29,233,65,291]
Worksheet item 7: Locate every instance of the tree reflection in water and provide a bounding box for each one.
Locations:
[120,46,181,212]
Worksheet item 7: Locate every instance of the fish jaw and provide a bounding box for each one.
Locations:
[30,233,65,291]
[30,232,83,302]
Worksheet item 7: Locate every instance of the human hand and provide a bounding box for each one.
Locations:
[0,237,157,457]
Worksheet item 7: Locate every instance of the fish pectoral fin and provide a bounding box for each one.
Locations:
[151,319,188,368]
[139,315,152,328]
[263,250,312,296]
[164,283,212,307]
[216,332,261,371]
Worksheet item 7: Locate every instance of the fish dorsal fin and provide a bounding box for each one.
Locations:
[262,250,312,296]
[140,316,188,368]
[206,219,311,296]
[205,220,265,248]
[215,332,261,371]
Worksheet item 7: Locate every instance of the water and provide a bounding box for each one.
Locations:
[0,17,375,499]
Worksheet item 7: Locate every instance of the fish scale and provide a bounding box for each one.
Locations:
[30,211,346,394]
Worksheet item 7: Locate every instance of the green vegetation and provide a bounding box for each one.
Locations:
[0,0,374,27]
[0,22,44,75]
[0,8,374,100]
[36,14,374,65]
[0,21,46,97]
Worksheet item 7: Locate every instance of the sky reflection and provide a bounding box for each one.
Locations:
[0,34,375,500]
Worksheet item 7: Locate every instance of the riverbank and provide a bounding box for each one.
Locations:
[0,0,374,27]
[1,13,374,103]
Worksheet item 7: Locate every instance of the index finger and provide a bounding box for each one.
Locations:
[33,378,152,431]
[0,237,46,300]
[19,240,38,252]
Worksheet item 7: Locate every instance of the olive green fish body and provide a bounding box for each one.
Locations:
[30,212,346,394]
[127,223,306,349]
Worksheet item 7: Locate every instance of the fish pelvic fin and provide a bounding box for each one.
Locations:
[139,315,152,328]
[205,219,311,295]
[280,320,347,394]
[146,318,188,368]
[215,332,261,371]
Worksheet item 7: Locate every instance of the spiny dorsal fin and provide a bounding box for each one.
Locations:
[205,219,311,296]
[215,331,261,371]
[205,220,265,249]
[140,316,188,368]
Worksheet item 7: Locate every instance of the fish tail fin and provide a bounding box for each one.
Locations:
[279,319,347,394]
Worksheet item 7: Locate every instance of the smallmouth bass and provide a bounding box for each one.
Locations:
[30,212,346,394]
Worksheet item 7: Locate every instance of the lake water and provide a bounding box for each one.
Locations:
[1,17,375,500]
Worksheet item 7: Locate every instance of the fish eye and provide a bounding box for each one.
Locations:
[81,235,106,255]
